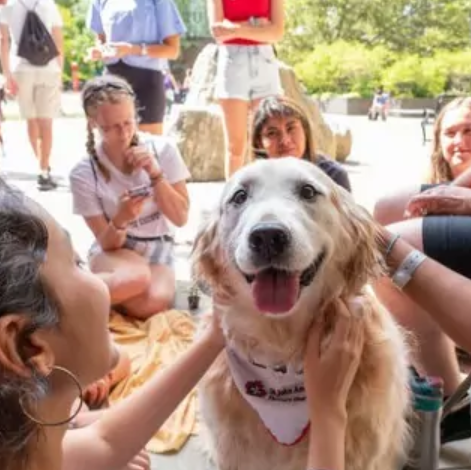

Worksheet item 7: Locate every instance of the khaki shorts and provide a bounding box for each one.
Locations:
[14,69,61,119]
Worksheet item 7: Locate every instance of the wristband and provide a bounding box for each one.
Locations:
[385,233,400,259]
[110,219,127,233]
[150,172,164,186]
[391,249,426,290]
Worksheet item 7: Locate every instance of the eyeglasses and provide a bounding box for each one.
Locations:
[83,82,135,107]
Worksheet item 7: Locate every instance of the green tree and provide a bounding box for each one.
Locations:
[280,0,471,60]
[58,2,101,85]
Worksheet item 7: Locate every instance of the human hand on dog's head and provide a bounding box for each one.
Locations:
[304,298,365,421]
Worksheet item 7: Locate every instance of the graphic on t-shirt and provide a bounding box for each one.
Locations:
[227,347,309,445]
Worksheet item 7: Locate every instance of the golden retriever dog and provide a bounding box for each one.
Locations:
[193,157,410,470]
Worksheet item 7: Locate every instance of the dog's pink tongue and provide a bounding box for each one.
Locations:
[252,270,299,314]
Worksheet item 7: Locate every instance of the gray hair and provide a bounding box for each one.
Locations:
[0,179,59,468]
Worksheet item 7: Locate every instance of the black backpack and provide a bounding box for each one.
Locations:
[17,0,59,66]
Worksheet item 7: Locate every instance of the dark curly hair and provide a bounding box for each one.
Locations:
[0,179,59,469]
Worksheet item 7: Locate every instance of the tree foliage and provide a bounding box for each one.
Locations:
[280,0,471,60]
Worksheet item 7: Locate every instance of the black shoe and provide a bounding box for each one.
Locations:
[441,399,471,444]
[37,173,58,191]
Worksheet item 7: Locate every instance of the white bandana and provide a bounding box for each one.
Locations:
[226,347,310,445]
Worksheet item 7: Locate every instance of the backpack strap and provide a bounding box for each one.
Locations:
[17,0,39,11]
[88,157,109,221]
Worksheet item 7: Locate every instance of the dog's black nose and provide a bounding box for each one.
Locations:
[249,223,291,260]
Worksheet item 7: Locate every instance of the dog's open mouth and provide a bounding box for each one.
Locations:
[242,249,326,314]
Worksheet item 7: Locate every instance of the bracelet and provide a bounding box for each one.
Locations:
[109,219,127,233]
[391,249,427,290]
[385,233,400,259]
[150,172,164,186]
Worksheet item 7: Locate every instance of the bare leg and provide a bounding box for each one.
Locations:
[139,122,163,135]
[219,99,250,179]
[27,118,41,163]
[374,218,462,395]
[37,118,53,171]
[373,185,422,226]
[123,264,175,320]
[89,249,151,306]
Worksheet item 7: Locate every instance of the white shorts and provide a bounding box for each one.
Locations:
[215,44,282,102]
[88,234,175,267]
[13,69,61,119]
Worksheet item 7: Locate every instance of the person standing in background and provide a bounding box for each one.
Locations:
[0,0,63,191]
[208,0,284,179]
[86,0,186,136]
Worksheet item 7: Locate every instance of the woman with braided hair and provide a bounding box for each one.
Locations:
[69,75,190,320]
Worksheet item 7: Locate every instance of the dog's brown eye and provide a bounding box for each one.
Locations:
[230,189,248,205]
[299,184,318,200]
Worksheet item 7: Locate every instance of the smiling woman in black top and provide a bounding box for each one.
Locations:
[252,95,352,192]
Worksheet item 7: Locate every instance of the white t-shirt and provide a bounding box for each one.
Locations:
[0,0,63,72]
[226,347,310,446]
[69,133,191,238]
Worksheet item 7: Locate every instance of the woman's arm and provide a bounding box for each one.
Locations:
[151,178,189,227]
[307,414,347,470]
[212,0,284,44]
[121,35,181,61]
[379,231,471,352]
[207,0,224,26]
[304,301,364,470]
[233,0,284,43]
[84,214,127,251]
[62,326,224,470]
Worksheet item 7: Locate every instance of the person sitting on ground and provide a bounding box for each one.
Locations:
[368,86,390,121]
[374,96,471,225]
[372,98,471,444]
[0,177,366,470]
[251,95,352,192]
[70,75,190,320]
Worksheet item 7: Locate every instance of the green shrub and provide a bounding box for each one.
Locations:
[293,42,471,98]
[59,5,102,86]
[381,55,447,98]
[294,42,394,97]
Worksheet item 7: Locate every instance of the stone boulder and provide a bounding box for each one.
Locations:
[184,43,219,107]
[332,124,353,162]
[167,44,343,181]
[167,104,225,181]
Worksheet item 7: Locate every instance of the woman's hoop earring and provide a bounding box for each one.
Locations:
[19,365,84,427]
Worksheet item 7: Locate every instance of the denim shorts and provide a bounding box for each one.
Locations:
[88,234,175,267]
[215,44,282,101]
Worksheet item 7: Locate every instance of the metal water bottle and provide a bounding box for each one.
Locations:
[404,375,443,470]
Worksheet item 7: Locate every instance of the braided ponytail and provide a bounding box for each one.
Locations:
[86,124,110,182]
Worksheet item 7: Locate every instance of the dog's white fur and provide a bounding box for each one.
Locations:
[193,158,410,470]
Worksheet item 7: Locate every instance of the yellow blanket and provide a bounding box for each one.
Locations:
[108,309,198,454]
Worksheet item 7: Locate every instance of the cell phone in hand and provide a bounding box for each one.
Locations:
[128,185,151,198]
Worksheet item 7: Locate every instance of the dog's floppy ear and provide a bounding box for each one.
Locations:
[191,211,224,288]
[332,189,385,295]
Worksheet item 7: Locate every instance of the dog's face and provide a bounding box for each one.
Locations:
[193,158,382,318]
